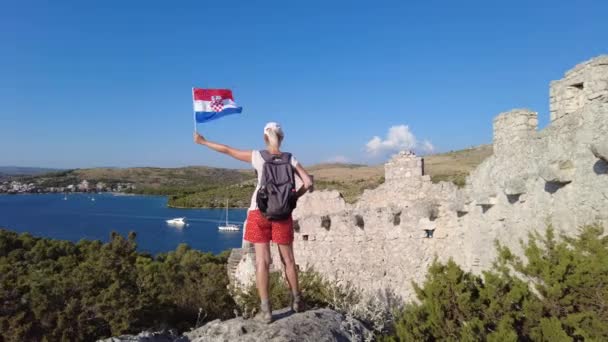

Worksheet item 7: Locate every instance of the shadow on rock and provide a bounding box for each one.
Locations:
[593,159,608,175]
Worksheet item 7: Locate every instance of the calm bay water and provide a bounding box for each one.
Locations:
[0,193,247,255]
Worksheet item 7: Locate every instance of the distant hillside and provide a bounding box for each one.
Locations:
[16,145,492,206]
[0,166,63,177]
[308,144,493,186]
[73,166,254,189]
[424,144,493,186]
[15,166,255,196]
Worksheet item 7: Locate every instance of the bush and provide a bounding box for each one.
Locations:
[0,229,235,341]
[232,268,399,340]
[385,225,608,341]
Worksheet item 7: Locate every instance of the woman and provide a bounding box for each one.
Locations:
[193,122,313,323]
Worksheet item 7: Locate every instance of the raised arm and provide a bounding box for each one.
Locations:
[294,163,313,197]
[194,132,252,163]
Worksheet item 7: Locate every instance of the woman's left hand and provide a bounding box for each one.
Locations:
[193,132,206,145]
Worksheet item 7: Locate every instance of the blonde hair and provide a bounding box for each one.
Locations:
[264,122,284,150]
[265,129,283,149]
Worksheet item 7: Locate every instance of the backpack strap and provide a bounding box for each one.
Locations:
[260,150,292,164]
[259,150,272,163]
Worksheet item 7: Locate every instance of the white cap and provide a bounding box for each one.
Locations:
[264,122,284,136]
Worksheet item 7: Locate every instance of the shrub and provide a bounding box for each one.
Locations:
[385,225,608,341]
[0,229,235,341]
[232,268,399,340]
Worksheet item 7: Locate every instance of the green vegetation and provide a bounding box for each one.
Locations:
[385,225,608,341]
[17,166,254,195]
[232,269,356,317]
[74,166,253,189]
[430,173,467,188]
[168,184,255,208]
[314,177,385,203]
[2,224,606,340]
[0,230,235,341]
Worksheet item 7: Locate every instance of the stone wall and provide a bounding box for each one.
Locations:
[232,56,608,302]
[550,56,608,121]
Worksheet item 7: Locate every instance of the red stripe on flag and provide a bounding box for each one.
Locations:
[193,88,234,101]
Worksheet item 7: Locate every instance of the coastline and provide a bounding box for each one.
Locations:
[167,203,248,210]
[0,193,249,210]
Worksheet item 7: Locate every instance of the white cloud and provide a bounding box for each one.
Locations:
[421,140,435,154]
[366,125,417,155]
[326,155,350,163]
[365,125,435,156]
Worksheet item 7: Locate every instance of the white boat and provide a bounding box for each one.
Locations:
[166,217,186,226]
[218,199,240,231]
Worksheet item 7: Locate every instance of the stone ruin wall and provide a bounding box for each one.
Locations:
[233,56,608,302]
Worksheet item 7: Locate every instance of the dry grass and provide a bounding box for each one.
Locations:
[306,144,492,187]
[424,144,493,177]
[308,165,383,182]
[424,144,493,186]
[302,144,493,200]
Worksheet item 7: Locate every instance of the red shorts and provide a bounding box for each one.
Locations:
[244,210,294,244]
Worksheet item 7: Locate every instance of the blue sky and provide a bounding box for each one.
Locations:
[1,0,607,169]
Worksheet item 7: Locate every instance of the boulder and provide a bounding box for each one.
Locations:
[98,330,186,342]
[591,138,608,162]
[99,309,370,342]
[539,160,575,184]
[185,308,370,342]
[503,178,527,195]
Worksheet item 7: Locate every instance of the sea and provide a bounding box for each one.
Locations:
[0,193,248,255]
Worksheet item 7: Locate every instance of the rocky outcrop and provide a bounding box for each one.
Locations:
[98,309,370,342]
[98,331,186,342]
[186,308,370,342]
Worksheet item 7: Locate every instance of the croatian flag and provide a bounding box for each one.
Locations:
[192,88,243,123]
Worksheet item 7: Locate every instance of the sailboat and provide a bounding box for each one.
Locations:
[218,199,240,231]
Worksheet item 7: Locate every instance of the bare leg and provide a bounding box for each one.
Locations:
[254,243,271,300]
[278,243,299,294]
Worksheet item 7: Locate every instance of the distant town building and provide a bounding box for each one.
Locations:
[78,180,89,191]
[96,182,106,191]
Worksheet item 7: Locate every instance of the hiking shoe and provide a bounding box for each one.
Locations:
[256,304,273,324]
[292,295,305,313]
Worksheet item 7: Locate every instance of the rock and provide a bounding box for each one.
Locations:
[97,330,186,342]
[474,192,497,206]
[503,178,526,195]
[539,160,575,184]
[591,138,608,162]
[100,309,369,342]
[185,308,370,342]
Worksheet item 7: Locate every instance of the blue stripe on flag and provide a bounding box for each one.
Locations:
[195,107,243,123]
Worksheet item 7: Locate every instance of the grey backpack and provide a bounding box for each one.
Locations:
[256,151,298,220]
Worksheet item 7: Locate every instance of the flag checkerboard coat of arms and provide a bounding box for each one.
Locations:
[192,88,243,123]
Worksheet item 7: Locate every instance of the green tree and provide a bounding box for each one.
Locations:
[386,225,608,341]
[0,229,236,341]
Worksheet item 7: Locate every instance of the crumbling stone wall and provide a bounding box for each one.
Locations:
[232,56,608,301]
[550,56,608,121]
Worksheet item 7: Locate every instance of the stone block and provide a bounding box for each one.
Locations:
[474,192,497,206]
[591,138,608,162]
[503,178,526,195]
[539,160,575,184]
